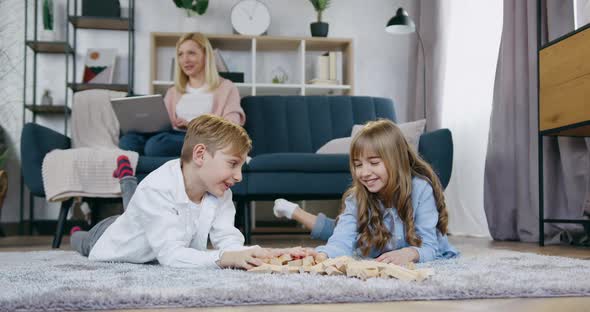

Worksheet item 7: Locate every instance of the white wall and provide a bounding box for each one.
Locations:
[1,0,417,223]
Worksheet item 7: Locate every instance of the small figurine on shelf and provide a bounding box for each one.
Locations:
[271,67,289,84]
[41,89,53,106]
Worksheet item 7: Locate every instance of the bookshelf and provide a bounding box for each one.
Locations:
[150,33,354,96]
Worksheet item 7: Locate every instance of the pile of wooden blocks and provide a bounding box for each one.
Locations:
[248,255,434,281]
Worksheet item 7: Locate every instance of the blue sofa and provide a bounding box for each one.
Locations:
[22,95,453,246]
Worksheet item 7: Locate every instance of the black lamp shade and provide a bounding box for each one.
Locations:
[386,8,416,34]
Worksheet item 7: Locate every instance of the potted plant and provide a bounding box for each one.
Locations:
[173,0,209,31]
[173,0,209,16]
[40,0,55,40]
[309,0,330,37]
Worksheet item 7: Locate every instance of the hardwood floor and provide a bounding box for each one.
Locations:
[1,235,589,312]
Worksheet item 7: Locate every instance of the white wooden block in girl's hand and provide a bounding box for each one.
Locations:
[231,0,271,36]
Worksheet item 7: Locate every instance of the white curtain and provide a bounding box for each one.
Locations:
[441,1,503,237]
[406,1,502,237]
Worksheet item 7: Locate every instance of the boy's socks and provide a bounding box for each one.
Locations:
[273,199,298,219]
[70,226,82,237]
[113,155,133,178]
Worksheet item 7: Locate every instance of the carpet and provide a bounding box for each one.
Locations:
[1,249,589,311]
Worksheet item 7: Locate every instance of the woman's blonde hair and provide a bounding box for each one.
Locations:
[344,119,448,257]
[174,32,221,94]
[181,114,251,163]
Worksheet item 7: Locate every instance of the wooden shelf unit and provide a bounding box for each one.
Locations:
[68,83,129,93]
[25,41,73,54]
[25,105,71,114]
[539,23,590,137]
[150,33,354,96]
[68,16,130,31]
[537,20,590,246]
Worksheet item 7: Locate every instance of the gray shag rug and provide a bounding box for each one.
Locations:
[1,249,589,311]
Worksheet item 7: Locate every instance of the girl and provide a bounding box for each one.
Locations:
[274,119,459,264]
[119,32,245,157]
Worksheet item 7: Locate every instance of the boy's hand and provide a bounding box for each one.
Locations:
[375,248,419,265]
[218,247,266,270]
[272,246,318,259]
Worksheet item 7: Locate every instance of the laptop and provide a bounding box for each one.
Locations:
[110,95,172,134]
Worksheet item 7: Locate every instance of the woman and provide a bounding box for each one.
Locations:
[119,32,245,157]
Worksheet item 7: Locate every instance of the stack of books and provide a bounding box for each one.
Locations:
[309,51,341,85]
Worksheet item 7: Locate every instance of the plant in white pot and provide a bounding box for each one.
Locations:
[173,0,209,31]
[309,0,330,37]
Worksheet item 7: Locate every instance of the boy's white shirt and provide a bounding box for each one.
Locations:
[88,159,253,268]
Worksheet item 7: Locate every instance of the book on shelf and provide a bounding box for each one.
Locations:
[313,52,342,84]
[316,54,329,80]
[329,52,337,81]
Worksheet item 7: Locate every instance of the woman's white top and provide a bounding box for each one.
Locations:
[175,83,214,122]
[88,159,252,268]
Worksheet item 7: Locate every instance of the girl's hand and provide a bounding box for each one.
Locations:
[175,118,189,128]
[376,248,419,265]
[314,252,328,263]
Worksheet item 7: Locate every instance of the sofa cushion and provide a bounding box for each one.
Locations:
[246,172,352,196]
[248,153,349,173]
[136,156,176,175]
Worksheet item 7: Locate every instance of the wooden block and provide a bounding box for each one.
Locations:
[269,264,284,273]
[415,268,435,282]
[278,253,293,264]
[379,264,418,282]
[287,259,303,266]
[248,264,281,274]
[309,262,326,275]
[325,266,344,276]
[302,256,315,266]
[281,265,300,274]
[405,262,416,270]
[346,262,380,280]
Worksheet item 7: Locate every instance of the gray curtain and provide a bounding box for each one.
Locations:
[407,0,449,130]
[484,0,590,243]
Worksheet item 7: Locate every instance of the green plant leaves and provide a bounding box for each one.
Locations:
[173,0,209,15]
[308,0,330,12]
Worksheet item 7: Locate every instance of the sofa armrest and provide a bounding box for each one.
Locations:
[21,123,71,196]
[418,128,453,189]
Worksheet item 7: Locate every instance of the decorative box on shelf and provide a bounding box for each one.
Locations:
[219,72,245,83]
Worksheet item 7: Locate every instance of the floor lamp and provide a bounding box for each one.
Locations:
[386,8,427,130]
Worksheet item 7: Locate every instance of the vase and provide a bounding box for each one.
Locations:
[310,22,329,37]
[182,16,200,32]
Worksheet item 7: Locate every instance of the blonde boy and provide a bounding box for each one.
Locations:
[73,114,269,269]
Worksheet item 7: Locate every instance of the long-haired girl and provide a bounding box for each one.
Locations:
[274,119,458,264]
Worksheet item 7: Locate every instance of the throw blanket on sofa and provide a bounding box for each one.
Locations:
[42,89,139,202]
[42,148,138,201]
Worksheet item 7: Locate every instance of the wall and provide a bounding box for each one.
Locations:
[0,0,417,223]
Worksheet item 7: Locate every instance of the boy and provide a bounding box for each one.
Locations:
[71,114,270,269]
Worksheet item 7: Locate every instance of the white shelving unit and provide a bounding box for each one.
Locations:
[150,33,354,96]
